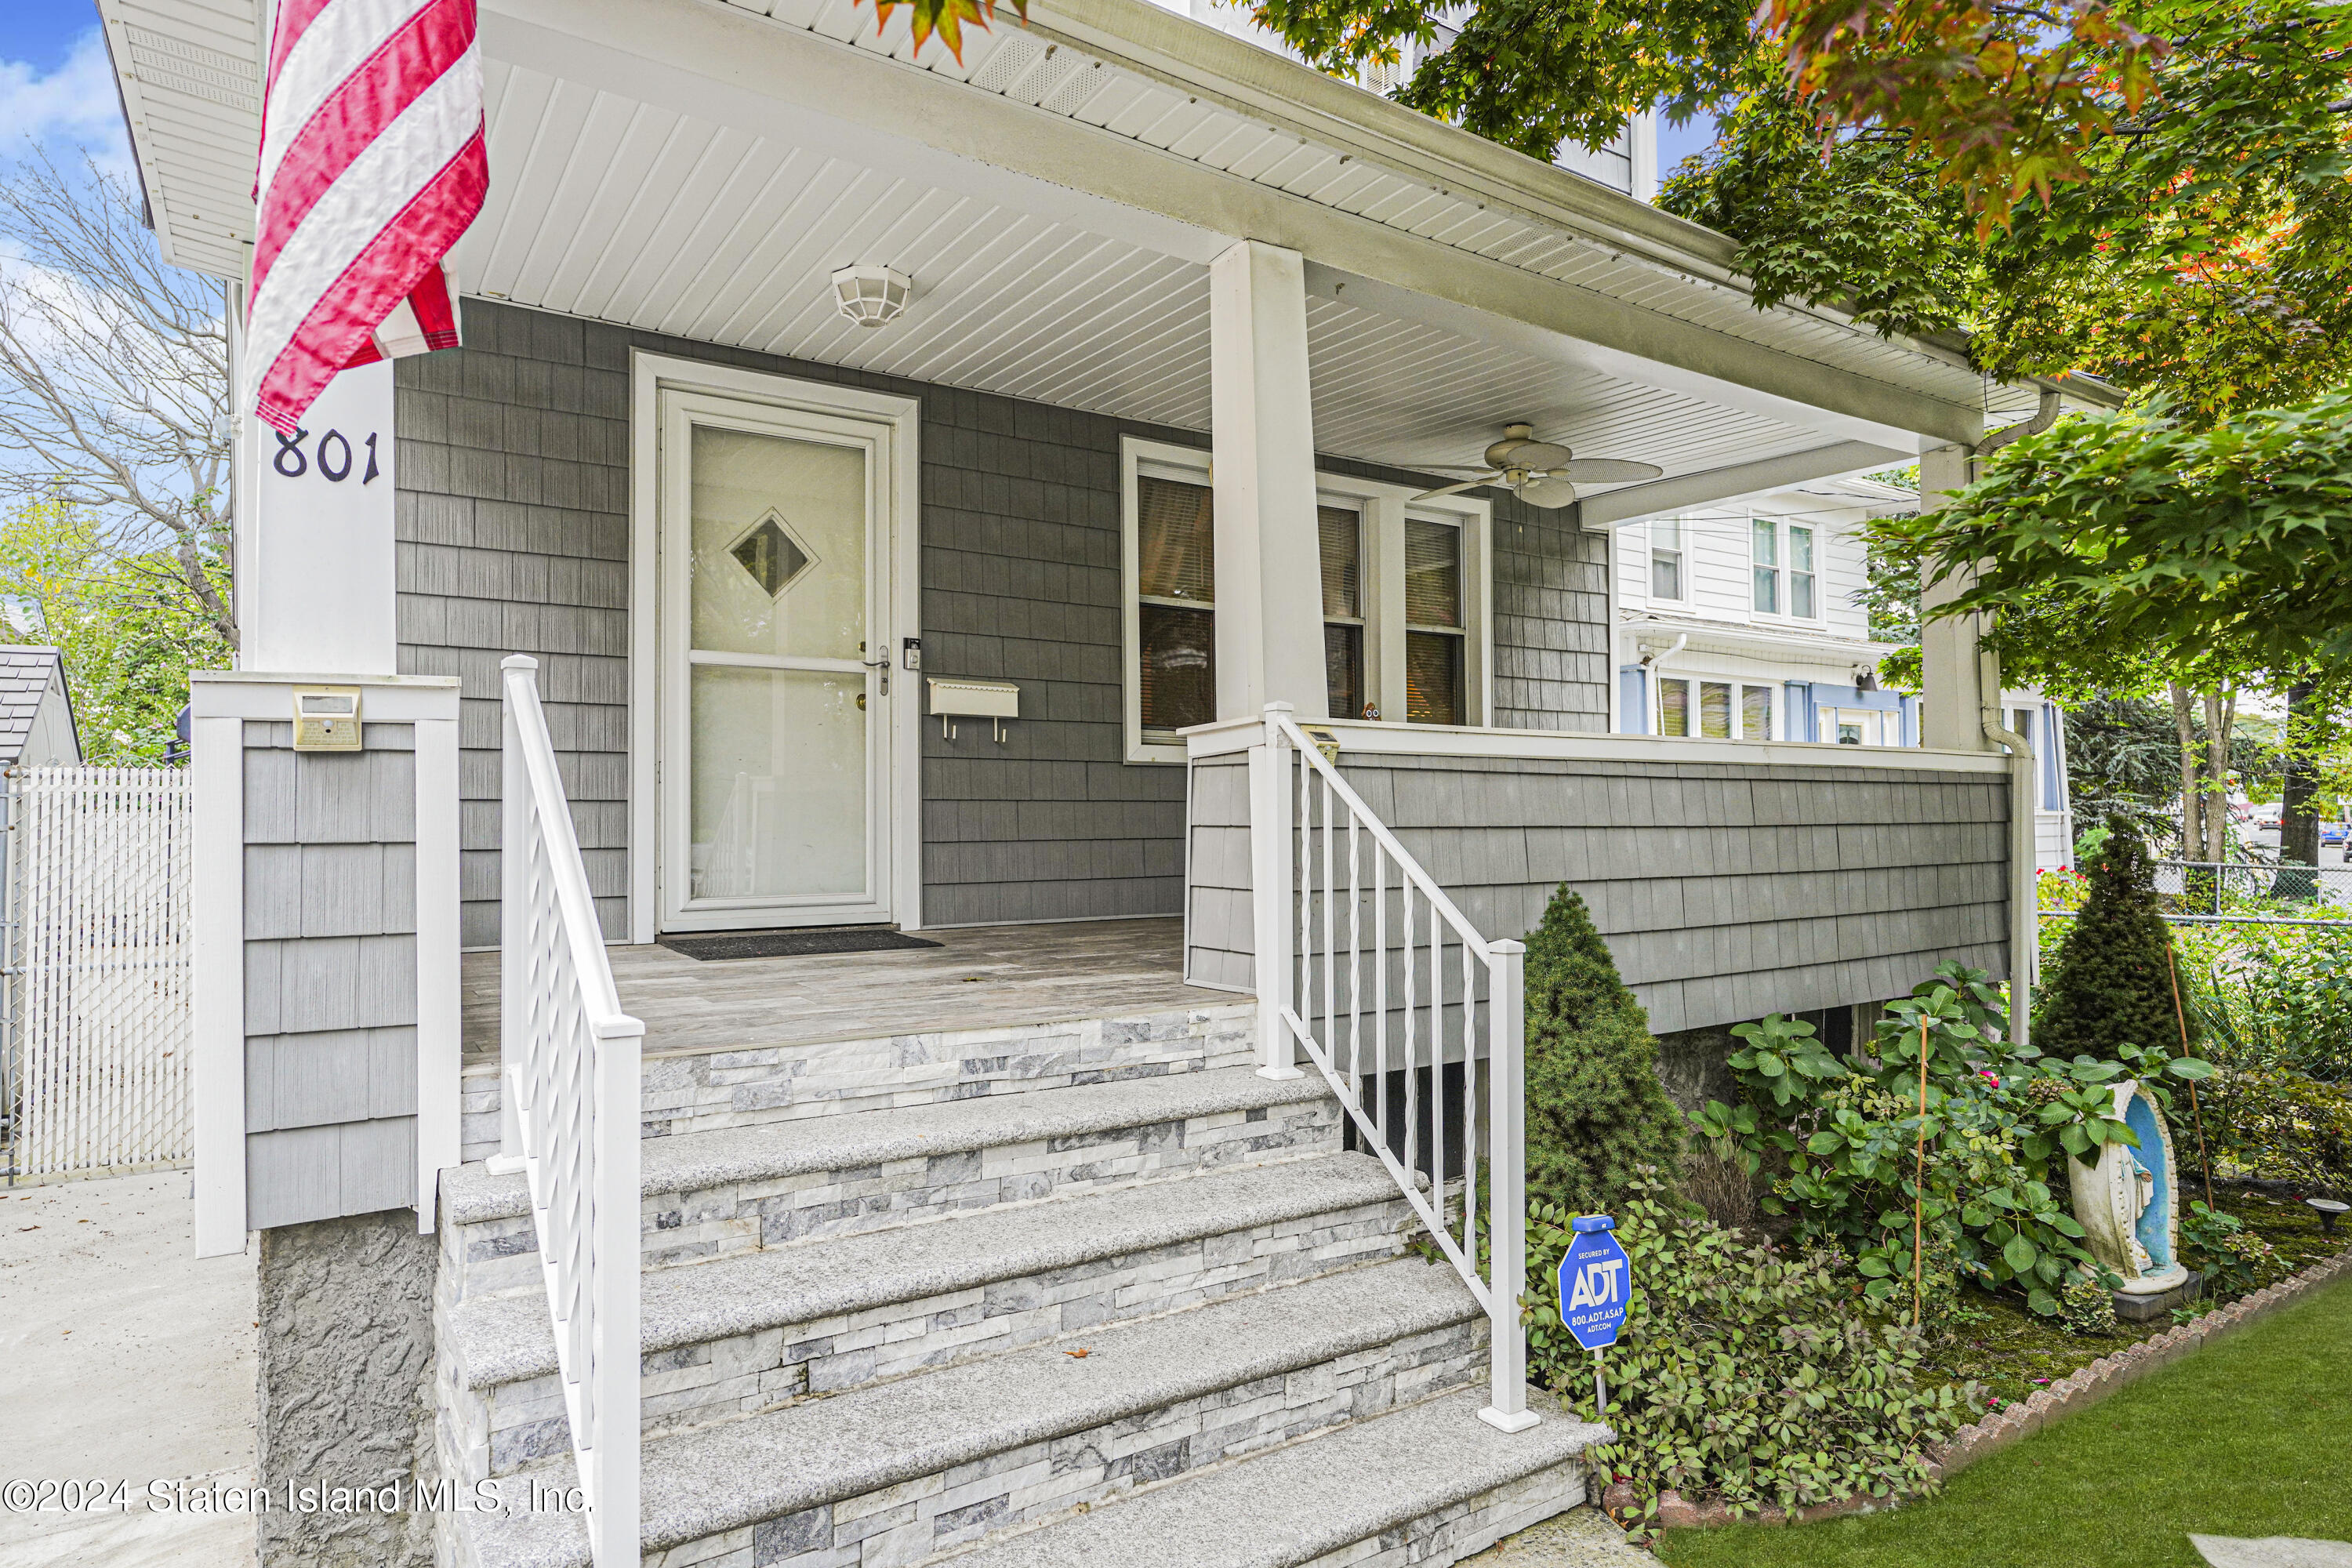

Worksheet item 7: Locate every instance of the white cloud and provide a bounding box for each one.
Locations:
[0,30,132,166]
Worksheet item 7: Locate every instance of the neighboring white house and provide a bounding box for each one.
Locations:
[1613,475,2076,866]
[1142,0,1661,199]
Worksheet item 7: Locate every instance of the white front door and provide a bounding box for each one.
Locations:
[657,388,898,931]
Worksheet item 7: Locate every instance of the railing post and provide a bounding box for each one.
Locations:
[1479,938,1538,1432]
[590,1015,643,1564]
[488,655,535,1176]
[1250,702,1301,1080]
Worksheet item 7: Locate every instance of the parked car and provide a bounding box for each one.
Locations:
[2253,800,2285,829]
[2324,819,2350,848]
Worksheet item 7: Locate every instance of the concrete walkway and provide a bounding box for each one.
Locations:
[0,1171,257,1567]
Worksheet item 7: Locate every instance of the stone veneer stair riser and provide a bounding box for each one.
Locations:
[443,1094,1341,1305]
[645,1314,1490,1568]
[442,1179,1421,1473]
[459,1004,1257,1161]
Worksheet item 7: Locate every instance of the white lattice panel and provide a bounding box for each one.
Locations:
[5,767,194,1179]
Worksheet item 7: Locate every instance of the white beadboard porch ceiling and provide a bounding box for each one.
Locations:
[456,56,1826,481]
[98,0,2098,478]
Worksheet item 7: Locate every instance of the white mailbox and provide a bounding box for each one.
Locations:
[927,677,1018,741]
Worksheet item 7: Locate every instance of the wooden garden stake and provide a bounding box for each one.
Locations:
[2165,945,2216,1212]
[1913,1018,1929,1328]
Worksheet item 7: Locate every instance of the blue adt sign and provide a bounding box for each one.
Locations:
[1557,1215,1631,1351]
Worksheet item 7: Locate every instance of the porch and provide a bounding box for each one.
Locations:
[453,916,1247,1160]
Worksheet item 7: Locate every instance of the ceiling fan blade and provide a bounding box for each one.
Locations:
[1411,477,1494,500]
[1518,477,1580,509]
[1559,458,1664,483]
[1421,463,1500,472]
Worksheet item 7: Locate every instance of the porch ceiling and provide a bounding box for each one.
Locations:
[102,0,2110,488]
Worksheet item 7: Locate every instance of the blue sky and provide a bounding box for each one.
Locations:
[2,3,127,165]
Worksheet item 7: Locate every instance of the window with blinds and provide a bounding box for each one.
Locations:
[1136,475,1215,739]
[1658,677,1690,737]
[1700,681,1733,739]
[1320,506,1363,720]
[1742,683,1773,739]
[1404,517,1465,724]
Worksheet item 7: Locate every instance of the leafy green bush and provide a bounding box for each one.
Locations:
[1692,962,2214,1316]
[1519,884,1688,1214]
[2179,1201,2287,1294]
[2198,1065,2352,1190]
[2184,924,2352,1083]
[2037,829,2196,1063]
[1523,1174,1979,1530]
[2056,1275,2118,1337]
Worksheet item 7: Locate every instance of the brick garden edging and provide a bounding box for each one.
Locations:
[1599,1244,2352,1534]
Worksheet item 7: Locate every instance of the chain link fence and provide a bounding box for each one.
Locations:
[2,766,194,1183]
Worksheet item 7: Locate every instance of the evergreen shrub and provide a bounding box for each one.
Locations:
[1519,883,1688,1213]
[2037,830,2194,1062]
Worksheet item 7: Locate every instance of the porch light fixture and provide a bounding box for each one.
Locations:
[1855,669,1879,692]
[833,264,911,327]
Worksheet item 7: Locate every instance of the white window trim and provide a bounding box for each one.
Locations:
[1749,514,1824,626]
[1644,516,1689,607]
[1653,673,1778,741]
[1120,437,1493,764]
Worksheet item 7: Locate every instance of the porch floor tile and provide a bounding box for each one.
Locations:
[461,916,1225,1064]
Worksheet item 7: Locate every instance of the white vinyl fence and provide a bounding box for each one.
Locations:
[2,766,194,1181]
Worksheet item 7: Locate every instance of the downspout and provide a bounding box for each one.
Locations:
[1639,635,1687,733]
[1970,391,2060,1054]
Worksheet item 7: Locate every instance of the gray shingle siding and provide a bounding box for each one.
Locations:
[241,720,420,1230]
[397,301,1615,943]
[1187,751,2011,1036]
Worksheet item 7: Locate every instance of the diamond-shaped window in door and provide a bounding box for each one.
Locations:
[729,511,816,599]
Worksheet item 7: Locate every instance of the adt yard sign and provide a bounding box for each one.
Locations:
[1558,1215,1630,1350]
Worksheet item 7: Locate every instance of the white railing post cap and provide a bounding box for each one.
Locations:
[1489,938,1526,955]
[1261,701,1295,715]
[502,653,540,672]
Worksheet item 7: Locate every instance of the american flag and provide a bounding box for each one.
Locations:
[245,0,488,434]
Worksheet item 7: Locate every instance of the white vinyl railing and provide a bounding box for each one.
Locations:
[2,766,194,1182]
[1248,703,1536,1433]
[492,655,641,1563]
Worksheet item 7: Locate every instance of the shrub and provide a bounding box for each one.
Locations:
[2036,829,2195,1063]
[2056,1275,2118,1337]
[2179,1200,2287,1294]
[1692,963,2215,1316]
[1519,884,1688,1214]
[1524,1174,1979,1530]
[2185,924,2352,1083]
[2198,1065,2352,1191]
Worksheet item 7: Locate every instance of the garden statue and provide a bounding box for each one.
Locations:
[2067,1079,2192,1300]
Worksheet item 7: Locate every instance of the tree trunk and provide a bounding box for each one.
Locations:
[2171,684,2201,858]
[2204,687,2233,863]
[2278,679,2320,900]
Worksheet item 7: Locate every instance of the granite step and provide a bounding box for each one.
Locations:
[441,1066,1340,1279]
[931,1386,1607,1568]
[455,1258,1494,1568]
[440,1152,1418,1469]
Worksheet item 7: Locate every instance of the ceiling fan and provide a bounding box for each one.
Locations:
[1413,423,1664,509]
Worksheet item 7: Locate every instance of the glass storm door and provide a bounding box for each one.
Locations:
[659,391,892,930]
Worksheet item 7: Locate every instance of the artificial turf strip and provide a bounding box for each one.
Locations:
[1655,1272,2352,1568]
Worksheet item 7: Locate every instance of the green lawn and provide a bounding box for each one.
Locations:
[1657,1272,2352,1568]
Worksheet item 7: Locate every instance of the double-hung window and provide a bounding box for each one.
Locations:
[1134,473,1217,744]
[1321,506,1365,720]
[1751,517,1819,620]
[1122,440,1488,760]
[1404,517,1466,725]
[1649,517,1684,601]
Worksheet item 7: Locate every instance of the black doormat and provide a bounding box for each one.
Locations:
[659,927,944,961]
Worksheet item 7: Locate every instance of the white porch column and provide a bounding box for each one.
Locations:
[1210,240,1329,720]
[1916,442,1994,753]
[235,357,401,673]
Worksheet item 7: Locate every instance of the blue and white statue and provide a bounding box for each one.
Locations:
[2066,1079,2190,1296]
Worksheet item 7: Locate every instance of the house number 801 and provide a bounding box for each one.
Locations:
[273,427,382,484]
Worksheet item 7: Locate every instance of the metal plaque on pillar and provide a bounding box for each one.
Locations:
[243,361,398,675]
